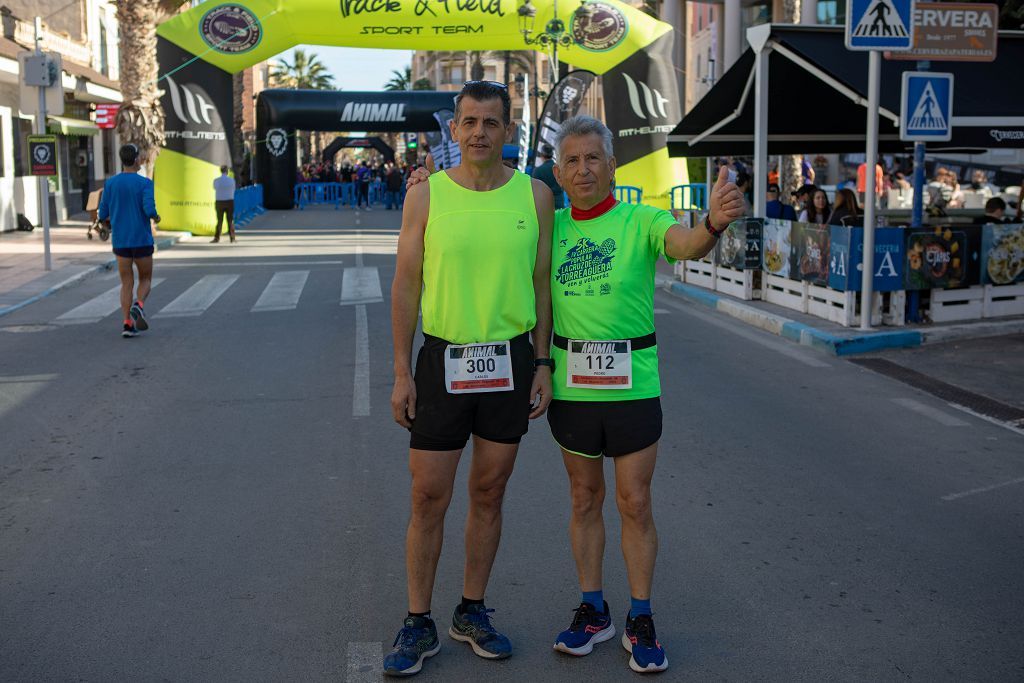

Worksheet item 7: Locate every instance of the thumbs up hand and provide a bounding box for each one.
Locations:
[709,165,746,231]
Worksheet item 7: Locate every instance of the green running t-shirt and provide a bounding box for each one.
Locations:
[551,202,676,401]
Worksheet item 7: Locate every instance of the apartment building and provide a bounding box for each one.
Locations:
[0,0,122,230]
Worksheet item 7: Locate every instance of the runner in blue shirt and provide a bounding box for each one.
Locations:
[98,144,161,338]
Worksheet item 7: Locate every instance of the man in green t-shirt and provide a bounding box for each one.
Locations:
[532,144,565,209]
[548,116,744,674]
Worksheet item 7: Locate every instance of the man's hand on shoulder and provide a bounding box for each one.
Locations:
[406,165,431,190]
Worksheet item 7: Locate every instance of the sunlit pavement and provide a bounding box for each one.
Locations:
[1,207,1022,681]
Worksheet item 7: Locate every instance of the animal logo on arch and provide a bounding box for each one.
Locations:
[266,128,288,157]
[200,5,262,54]
[571,1,628,52]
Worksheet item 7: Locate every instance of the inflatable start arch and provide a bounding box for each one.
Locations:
[156,0,685,231]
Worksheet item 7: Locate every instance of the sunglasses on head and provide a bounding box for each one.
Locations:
[463,80,508,90]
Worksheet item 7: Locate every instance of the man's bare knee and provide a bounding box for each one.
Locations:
[616,488,652,524]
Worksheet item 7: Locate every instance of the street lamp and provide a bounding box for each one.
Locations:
[518,0,590,86]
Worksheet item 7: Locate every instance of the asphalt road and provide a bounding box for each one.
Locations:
[1,209,1022,682]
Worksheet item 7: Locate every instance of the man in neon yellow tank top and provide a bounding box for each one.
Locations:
[546,116,745,674]
[385,81,555,676]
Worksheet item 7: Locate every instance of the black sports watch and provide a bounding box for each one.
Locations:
[534,358,555,371]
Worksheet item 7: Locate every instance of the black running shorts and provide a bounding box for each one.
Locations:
[113,246,155,259]
[547,397,662,458]
[410,332,535,451]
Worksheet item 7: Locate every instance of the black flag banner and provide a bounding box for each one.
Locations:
[533,71,597,160]
[601,32,682,168]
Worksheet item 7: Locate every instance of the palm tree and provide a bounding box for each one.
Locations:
[114,0,185,175]
[412,78,433,90]
[271,49,335,161]
[271,49,336,90]
[384,66,412,91]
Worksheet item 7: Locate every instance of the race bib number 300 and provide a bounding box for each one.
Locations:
[444,341,514,394]
[567,340,632,389]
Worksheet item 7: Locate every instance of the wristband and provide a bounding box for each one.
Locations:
[705,214,727,238]
[534,358,555,370]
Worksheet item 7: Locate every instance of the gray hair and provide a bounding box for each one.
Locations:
[554,115,614,161]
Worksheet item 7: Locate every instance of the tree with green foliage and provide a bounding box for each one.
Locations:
[384,66,412,91]
[271,49,336,90]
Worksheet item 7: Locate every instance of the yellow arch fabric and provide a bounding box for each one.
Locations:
[157,0,670,76]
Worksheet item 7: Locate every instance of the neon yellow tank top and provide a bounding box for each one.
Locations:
[421,170,539,344]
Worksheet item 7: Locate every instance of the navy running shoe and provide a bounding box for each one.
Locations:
[122,323,138,338]
[383,616,440,677]
[554,600,615,656]
[129,302,148,331]
[622,612,668,673]
[448,603,512,659]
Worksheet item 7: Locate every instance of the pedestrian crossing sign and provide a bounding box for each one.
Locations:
[900,72,954,142]
[846,0,915,50]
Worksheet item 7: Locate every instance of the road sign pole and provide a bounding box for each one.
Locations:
[860,49,881,331]
[34,17,51,272]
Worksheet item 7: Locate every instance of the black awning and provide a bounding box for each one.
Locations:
[668,26,1024,157]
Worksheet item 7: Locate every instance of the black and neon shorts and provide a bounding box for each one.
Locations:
[547,397,662,458]
[410,332,535,451]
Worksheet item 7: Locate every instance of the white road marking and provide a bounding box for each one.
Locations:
[890,398,970,427]
[354,304,370,417]
[341,267,382,305]
[55,279,165,325]
[158,260,345,268]
[345,641,382,682]
[656,293,831,368]
[156,274,239,317]
[942,403,1024,438]
[252,271,309,312]
[942,476,1024,501]
[654,308,670,314]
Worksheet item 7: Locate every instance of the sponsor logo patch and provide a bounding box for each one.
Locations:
[201,5,262,54]
[571,1,628,52]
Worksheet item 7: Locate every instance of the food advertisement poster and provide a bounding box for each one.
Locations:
[789,222,831,286]
[904,227,969,290]
[716,218,763,270]
[763,219,792,278]
[828,227,905,292]
[980,223,1024,286]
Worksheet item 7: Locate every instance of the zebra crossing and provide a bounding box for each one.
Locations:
[49,266,384,326]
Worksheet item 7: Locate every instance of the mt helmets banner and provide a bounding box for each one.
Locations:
[533,70,596,161]
[156,0,686,230]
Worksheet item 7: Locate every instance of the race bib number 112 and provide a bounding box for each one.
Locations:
[567,339,632,389]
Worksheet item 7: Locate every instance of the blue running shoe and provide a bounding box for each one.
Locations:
[383,616,440,677]
[448,603,512,659]
[622,612,669,673]
[554,600,615,656]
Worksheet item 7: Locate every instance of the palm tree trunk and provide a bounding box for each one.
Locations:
[114,0,165,176]
[779,0,804,203]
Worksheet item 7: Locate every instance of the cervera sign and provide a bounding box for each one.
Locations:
[887,3,998,62]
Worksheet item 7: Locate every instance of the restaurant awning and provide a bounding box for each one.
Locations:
[47,115,99,137]
[668,25,1024,157]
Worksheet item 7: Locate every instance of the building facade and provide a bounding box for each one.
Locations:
[0,0,122,231]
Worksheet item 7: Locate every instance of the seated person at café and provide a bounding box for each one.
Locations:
[973,197,1011,224]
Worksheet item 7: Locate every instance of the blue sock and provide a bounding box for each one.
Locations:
[582,590,604,610]
[629,597,652,618]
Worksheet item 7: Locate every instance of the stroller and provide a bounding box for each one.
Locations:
[86,188,110,241]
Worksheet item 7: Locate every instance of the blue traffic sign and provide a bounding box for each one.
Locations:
[900,72,954,142]
[846,0,915,51]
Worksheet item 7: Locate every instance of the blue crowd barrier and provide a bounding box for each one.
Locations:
[233,184,265,226]
[614,185,643,204]
[294,182,343,210]
[670,184,707,211]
